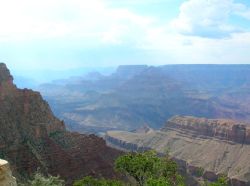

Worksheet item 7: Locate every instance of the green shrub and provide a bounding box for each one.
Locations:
[196,167,204,177]
[115,151,184,186]
[19,172,65,186]
[73,176,124,186]
[207,176,228,186]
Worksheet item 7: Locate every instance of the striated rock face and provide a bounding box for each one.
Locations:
[0,63,121,185]
[106,116,250,186]
[162,116,250,144]
[0,159,17,186]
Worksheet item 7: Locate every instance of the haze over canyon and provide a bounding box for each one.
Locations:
[37,65,250,135]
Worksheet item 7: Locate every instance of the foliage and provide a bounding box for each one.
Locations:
[115,150,184,186]
[196,167,204,177]
[146,177,171,186]
[19,172,65,186]
[73,176,124,186]
[16,159,229,186]
[206,176,228,186]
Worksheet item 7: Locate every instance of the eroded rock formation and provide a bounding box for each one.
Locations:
[0,63,121,185]
[38,65,250,134]
[162,116,250,144]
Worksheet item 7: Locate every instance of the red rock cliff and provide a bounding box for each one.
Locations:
[0,63,121,185]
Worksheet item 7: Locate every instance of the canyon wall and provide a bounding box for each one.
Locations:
[0,63,121,185]
[162,116,250,144]
[106,116,250,186]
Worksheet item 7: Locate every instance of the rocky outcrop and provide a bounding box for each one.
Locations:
[106,116,250,186]
[0,63,121,185]
[0,159,17,186]
[162,116,250,144]
[131,125,154,134]
[106,134,151,152]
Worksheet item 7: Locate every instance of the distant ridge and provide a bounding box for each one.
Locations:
[38,64,250,134]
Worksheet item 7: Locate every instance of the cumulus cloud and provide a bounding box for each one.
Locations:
[171,0,250,38]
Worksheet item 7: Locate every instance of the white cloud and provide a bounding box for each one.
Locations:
[100,8,155,45]
[0,0,154,44]
[1,0,250,71]
[171,0,250,38]
[137,26,250,64]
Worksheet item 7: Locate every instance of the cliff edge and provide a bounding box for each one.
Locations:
[162,116,250,144]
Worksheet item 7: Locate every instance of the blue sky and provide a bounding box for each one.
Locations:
[1,0,250,81]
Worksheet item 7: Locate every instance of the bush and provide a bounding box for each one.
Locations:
[115,151,184,186]
[206,176,228,186]
[73,176,124,186]
[19,172,65,186]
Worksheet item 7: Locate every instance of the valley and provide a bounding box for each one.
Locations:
[2,62,250,185]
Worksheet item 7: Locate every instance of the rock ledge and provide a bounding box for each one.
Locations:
[0,159,17,186]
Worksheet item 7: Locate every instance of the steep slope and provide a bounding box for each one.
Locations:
[0,63,121,185]
[106,116,250,186]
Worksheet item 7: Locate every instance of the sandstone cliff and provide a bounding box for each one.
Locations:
[106,116,250,186]
[162,116,250,144]
[0,63,121,185]
[0,159,17,186]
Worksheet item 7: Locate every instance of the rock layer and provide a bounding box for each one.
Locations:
[106,116,250,186]
[162,116,250,144]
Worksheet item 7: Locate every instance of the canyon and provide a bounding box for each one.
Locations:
[3,62,250,185]
[106,116,250,186]
[38,65,250,134]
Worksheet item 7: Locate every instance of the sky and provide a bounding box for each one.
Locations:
[1,0,250,82]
